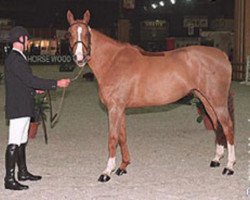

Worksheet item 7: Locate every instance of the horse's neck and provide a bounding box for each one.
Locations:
[88,30,123,83]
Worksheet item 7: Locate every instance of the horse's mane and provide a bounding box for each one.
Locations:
[92,29,165,57]
[92,29,127,47]
[133,46,165,57]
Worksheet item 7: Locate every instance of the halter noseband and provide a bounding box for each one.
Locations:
[68,22,91,58]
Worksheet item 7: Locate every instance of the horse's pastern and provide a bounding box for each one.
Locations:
[98,174,111,182]
[115,168,127,176]
[210,161,220,168]
[222,168,234,175]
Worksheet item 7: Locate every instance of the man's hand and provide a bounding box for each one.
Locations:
[57,79,70,88]
[36,90,45,94]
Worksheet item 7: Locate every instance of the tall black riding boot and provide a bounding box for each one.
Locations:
[4,144,29,190]
[17,143,42,181]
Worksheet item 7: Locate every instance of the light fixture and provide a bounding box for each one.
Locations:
[151,3,158,9]
[159,1,165,6]
[170,0,176,4]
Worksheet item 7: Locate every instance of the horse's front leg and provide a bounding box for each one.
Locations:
[116,113,130,176]
[98,106,124,182]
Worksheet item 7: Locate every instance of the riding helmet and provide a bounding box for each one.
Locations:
[8,26,29,43]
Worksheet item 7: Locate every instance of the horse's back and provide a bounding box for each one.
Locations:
[167,46,232,83]
[181,45,231,71]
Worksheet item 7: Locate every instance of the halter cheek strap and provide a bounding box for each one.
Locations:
[68,22,91,57]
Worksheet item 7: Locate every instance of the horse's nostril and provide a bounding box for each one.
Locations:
[77,54,83,60]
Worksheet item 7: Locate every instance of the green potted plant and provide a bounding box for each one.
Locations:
[0,72,4,83]
[193,97,214,130]
[28,93,49,140]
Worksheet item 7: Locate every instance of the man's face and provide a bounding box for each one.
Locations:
[19,35,29,51]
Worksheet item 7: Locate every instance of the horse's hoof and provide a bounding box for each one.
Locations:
[98,174,111,182]
[222,168,234,175]
[115,168,127,176]
[210,161,220,168]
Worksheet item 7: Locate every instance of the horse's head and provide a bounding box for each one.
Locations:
[67,10,91,68]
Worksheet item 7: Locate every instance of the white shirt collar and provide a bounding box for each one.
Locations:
[12,47,27,60]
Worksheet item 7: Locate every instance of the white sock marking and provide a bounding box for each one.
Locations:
[227,143,236,170]
[75,27,83,61]
[103,157,116,176]
[213,144,224,162]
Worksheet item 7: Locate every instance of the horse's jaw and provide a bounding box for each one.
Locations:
[74,56,91,68]
[76,61,86,68]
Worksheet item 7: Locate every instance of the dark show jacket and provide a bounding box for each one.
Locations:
[4,50,57,119]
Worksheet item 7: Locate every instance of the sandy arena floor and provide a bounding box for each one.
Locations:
[0,65,249,200]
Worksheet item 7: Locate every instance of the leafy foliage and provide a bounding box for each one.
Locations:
[32,93,49,122]
[0,72,4,82]
[192,97,207,123]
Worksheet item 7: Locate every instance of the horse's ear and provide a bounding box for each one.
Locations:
[67,10,75,25]
[83,10,90,24]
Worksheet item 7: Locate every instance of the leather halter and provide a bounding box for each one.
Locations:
[68,22,91,58]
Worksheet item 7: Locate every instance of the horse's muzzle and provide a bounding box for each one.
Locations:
[73,55,90,67]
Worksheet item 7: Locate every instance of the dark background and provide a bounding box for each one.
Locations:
[0,0,235,54]
[0,0,234,31]
[0,0,119,29]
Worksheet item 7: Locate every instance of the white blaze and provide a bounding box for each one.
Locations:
[75,27,83,61]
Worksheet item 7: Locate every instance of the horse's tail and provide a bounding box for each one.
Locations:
[194,90,235,133]
[227,91,235,131]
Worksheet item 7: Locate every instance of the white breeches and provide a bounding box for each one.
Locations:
[8,117,31,146]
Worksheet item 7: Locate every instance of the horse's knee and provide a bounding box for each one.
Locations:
[108,134,119,145]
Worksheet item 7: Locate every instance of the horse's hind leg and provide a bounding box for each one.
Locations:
[215,109,235,175]
[194,90,235,174]
[210,124,227,167]
[116,113,130,176]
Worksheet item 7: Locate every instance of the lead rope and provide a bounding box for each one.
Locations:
[47,66,84,128]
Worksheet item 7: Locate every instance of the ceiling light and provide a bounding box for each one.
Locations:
[151,3,158,9]
[170,0,176,4]
[159,1,165,6]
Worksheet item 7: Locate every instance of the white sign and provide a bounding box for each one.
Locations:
[184,16,208,28]
[27,55,72,64]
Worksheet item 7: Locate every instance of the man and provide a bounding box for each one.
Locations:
[4,26,70,190]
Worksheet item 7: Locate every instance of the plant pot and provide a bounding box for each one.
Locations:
[197,107,214,130]
[203,115,214,130]
[28,122,39,139]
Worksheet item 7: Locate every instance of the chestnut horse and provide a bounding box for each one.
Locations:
[67,10,235,182]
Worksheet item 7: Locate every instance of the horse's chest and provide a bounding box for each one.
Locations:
[98,85,128,106]
[98,88,113,105]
